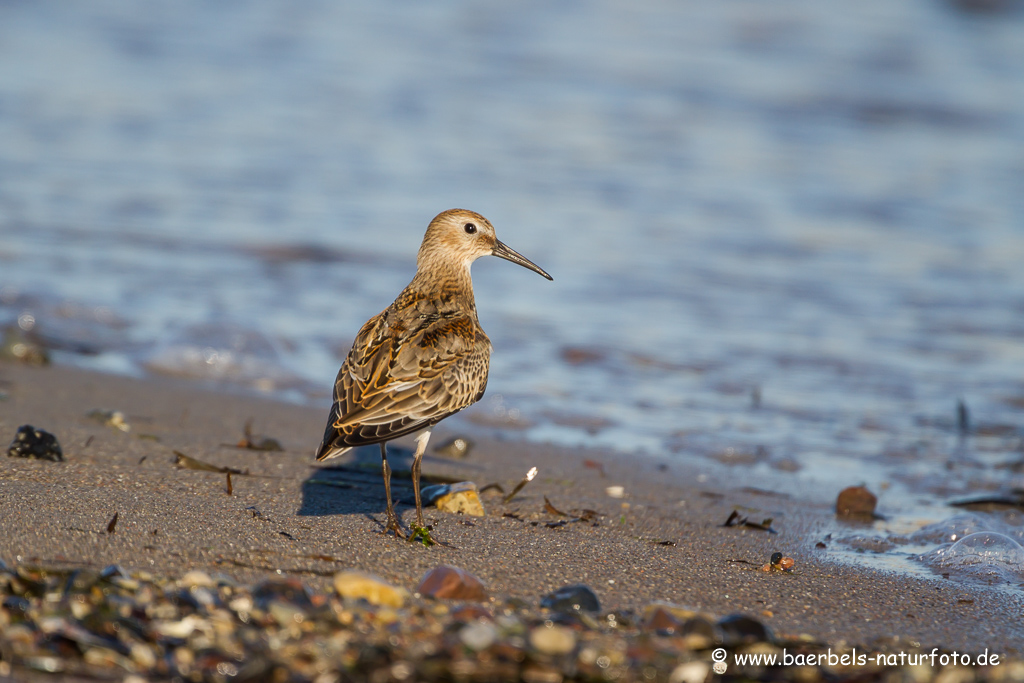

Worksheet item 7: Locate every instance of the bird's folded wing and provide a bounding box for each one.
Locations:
[319,314,489,452]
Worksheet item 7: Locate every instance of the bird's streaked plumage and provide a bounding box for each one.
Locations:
[315,208,552,539]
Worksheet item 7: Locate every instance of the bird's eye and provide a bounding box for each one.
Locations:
[464,223,477,234]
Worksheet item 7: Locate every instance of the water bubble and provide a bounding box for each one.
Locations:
[935,532,1024,569]
[919,531,1024,584]
[909,513,991,545]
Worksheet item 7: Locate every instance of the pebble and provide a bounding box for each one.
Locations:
[641,602,698,633]
[643,606,681,633]
[179,570,215,589]
[670,661,710,683]
[679,616,718,650]
[268,600,306,627]
[417,565,488,601]
[459,620,498,651]
[718,614,772,646]
[253,577,315,611]
[529,624,577,655]
[152,615,208,639]
[333,570,407,607]
[450,603,492,622]
[540,584,601,615]
[836,486,877,518]
[0,560,1014,682]
[420,482,485,516]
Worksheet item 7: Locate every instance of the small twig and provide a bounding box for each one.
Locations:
[503,466,538,504]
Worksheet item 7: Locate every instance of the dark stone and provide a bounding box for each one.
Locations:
[7,425,63,461]
[100,565,132,582]
[3,596,31,613]
[718,614,772,645]
[252,577,315,611]
[63,569,102,594]
[540,584,601,615]
[680,616,719,641]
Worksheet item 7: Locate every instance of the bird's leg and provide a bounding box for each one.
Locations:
[380,442,405,538]
[411,428,432,529]
[407,429,436,547]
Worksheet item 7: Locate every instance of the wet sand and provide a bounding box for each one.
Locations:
[1,360,1022,658]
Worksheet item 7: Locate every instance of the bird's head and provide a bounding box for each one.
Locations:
[418,209,552,280]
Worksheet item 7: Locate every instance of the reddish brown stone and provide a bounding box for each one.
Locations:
[417,565,488,601]
[836,486,877,518]
[450,603,493,622]
[642,605,683,633]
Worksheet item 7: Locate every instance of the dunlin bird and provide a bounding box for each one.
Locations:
[315,209,552,540]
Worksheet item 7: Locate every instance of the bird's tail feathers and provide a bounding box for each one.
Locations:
[315,444,352,461]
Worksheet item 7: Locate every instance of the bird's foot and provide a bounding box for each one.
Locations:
[407,523,436,547]
[383,513,406,539]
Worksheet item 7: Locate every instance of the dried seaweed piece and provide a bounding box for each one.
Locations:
[722,510,777,534]
[226,472,233,496]
[229,419,283,451]
[409,525,437,547]
[544,496,568,516]
[173,450,247,475]
[106,512,118,534]
[949,493,1024,510]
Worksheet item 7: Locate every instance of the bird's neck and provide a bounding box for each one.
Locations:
[408,260,478,313]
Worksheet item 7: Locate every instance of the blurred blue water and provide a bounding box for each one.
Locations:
[2,1,1024,534]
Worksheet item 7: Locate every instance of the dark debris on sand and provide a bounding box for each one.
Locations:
[6,425,63,462]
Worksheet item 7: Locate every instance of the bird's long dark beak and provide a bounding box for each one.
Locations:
[492,240,553,280]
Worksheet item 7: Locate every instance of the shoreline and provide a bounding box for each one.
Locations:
[2,361,1023,664]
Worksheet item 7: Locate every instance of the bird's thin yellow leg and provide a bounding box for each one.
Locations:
[380,443,405,538]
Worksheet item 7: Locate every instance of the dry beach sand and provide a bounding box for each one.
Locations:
[1,361,1022,680]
